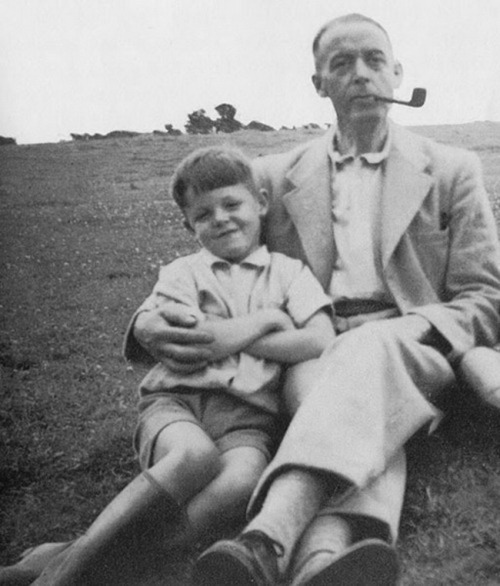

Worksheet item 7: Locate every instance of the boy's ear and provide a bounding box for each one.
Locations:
[183,218,194,232]
[257,188,269,216]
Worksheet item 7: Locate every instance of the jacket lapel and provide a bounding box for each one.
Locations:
[280,125,434,284]
[380,126,434,268]
[283,133,336,288]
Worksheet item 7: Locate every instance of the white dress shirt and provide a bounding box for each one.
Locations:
[327,130,394,304]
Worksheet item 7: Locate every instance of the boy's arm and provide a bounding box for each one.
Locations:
[197,309,294,362]
[244,309,335,363]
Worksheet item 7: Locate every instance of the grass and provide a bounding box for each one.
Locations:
[1,124,500,584]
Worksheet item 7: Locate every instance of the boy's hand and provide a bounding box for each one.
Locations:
[133,305,215,373]
[258,308,296,332]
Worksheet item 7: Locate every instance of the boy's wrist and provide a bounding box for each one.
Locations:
[257,309,292,332]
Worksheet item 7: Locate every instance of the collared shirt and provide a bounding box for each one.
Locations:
[327,128,393,304]
[137,246,332,414]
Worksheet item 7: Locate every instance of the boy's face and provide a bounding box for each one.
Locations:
[183,183,268,262]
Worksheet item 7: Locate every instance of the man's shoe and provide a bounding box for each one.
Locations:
[192,530,283,586]
[290,538,399,586]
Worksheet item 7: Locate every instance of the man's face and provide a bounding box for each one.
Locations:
[312,20,403,126]
[184,183,268,263]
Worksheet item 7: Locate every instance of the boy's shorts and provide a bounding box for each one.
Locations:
[134,387,285,470]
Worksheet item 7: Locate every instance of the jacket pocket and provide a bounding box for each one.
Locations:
[412,228,450,293]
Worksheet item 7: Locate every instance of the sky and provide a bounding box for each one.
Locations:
[1,0,500,144]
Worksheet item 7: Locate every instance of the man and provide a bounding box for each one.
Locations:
[133,13,500,586]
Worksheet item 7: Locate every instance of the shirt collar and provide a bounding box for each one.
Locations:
[199,245,271,269]
[327,124,392,167]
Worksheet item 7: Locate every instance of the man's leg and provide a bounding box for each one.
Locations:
[249,321,454,514]
[194,322,454,585]
[193,467,333,586]
[288,449,406,586]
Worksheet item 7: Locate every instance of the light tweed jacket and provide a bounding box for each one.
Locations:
[253,122,500,364]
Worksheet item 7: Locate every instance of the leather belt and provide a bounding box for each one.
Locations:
[334,298,397,318]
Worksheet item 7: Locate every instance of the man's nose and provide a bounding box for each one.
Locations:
[353,57,370,80]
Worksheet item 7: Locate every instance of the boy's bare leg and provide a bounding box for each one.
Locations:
[30,422,222,586]
[147,421,222,503]
[184,446,268,541]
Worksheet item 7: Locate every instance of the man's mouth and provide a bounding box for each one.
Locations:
[351,94,378,102]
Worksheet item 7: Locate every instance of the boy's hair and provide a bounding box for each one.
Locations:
[170,146,259,210]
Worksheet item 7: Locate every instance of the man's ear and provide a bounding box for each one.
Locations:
[312,73,327,98]
[393,61,403,89]
[257,188,269,217]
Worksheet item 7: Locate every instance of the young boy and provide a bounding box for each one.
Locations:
[27,146,335,586]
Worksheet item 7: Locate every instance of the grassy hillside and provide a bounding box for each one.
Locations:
[1,123,500,585]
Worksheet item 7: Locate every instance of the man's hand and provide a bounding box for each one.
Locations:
[376,314,451,355]
[133,305,215,373]
[394,314,433,342]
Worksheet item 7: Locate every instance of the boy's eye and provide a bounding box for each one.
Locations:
[194,211,210,222]
[225,201,240,209]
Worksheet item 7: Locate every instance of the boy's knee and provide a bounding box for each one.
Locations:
[220,448,268,498]
[179,439,222,483]
[155,426,222,486]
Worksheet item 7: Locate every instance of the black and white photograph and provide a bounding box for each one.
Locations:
[1,1,499,584]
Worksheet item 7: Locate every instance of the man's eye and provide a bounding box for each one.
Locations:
[367,54,385,67]
[330,58,348,71]
[225,202,240,210]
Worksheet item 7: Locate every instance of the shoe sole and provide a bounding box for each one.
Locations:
[303,539,399,586]
[192,542,266,586]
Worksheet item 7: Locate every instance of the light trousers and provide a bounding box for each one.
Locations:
[248,320,455,541]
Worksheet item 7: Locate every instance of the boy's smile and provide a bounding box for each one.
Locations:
[184,183,268,263]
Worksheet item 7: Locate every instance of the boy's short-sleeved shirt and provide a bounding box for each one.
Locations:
[138,246,332,414]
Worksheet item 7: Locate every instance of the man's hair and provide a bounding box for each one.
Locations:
[312,13,392,65]
[170,146,258,210]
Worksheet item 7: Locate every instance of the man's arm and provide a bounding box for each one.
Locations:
[366,314,452,355]
[409,150,500,360]
[244,309,336,363]
[130,305,215,373]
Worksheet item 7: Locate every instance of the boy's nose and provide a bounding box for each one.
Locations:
[212,208,230,224]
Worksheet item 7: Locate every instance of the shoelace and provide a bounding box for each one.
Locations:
[241,530,285,558]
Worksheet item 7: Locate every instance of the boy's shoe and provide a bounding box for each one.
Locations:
[0,542,71,586]
[192,530,284,586]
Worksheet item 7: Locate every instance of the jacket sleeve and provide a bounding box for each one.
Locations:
[410,150,500,362]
